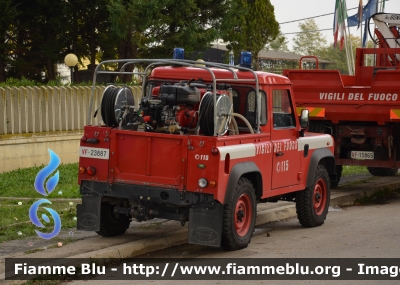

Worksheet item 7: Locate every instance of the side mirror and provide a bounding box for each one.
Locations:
[300,109,309,129]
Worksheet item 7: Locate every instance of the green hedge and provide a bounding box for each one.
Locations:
[0,76,141,88]
[0,77,94,87]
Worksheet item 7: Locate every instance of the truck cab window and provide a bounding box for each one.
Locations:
[246,90,267,126]
[272,89,295,129]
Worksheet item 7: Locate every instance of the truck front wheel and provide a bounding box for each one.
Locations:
[296,165,330,227]
[96,202,130,237]
[221,177,256,251]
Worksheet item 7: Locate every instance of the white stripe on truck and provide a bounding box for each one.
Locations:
[217,134,333,161]
[218,144,256,161]
[297,134,333,150]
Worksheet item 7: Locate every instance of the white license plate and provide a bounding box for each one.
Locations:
[80,147,109,160]
[351,151,374,160]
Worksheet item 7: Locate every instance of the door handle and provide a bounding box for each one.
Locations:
[275,151,284,156]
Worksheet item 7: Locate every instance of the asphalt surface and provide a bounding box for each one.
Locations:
[66,196,400,285]
[1,173,400,284]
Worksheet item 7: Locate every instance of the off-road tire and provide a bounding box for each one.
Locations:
[96,202,130,237]
[296,164,330,227]
[330,165,343,189]
[221,177,256,251]
[367,167,398,176]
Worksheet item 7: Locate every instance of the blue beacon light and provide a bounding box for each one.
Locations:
[173,48,185,59]
[240,51,252,68]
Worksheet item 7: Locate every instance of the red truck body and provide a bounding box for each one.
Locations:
[77,58,335,250]
[283,14,400,185]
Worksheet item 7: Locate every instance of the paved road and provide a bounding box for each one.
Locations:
[2,174,400,284]
[63,196,400,285]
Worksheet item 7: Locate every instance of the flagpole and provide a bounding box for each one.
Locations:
[346,23,355,75]
[343,0,354,75]
[342,0,350,75]
[360,1,363,48]
[345,0,355,75]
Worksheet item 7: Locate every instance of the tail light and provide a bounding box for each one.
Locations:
[79,167,86,174]
[86,166,96,176]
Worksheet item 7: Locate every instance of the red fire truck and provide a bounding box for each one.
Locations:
[77,52,335,250]
[284,13,400,188]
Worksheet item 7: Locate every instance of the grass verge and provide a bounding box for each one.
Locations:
[0,163,80,242]
[0,163,80,198]
[0,199,77,243]
[341,166,369,176]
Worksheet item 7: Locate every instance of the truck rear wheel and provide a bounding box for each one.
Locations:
[367,167,398,176]
[96,202,130,237]
[221,177,256,251]
[296,165,330,227]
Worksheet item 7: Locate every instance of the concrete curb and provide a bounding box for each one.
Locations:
[256,205,297,226]
[330,179,400,206]
[66,178,400,260]
[70,228,188,259]
[0,197,82,203]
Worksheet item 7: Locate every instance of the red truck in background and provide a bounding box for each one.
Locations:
[284,13,400,187]
[77,54,335,250]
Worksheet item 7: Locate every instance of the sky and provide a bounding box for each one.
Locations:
[270,0,399,50]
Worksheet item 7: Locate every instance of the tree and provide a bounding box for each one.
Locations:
[219,0,279,70]
[141,0,228,59]
[292,19,327,56]
[34,0,70,81]
[317,34,374,75]
[107,0,228,81]
[0,0,117,83]
[267,31,290,52]
[1,0,283,83]
[3,0,70,82]
[0,0,18,82]
[64,0,113,81]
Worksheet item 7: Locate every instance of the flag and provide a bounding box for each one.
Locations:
[357,0,363,29]
[347,0,377,27]
[333,0,348,49]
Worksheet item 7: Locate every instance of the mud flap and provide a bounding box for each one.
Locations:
[77,196,101,231]
[188,202,224,247]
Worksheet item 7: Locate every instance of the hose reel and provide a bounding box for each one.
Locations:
[100,85,135,128]
[198,92,232,136]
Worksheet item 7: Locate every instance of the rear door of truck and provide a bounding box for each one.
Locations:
[108,129,188,189]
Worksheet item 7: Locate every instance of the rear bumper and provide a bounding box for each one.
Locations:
[77,180,223,247]
[79,180,214,206]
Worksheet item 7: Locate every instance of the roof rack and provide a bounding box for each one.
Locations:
[89,59,261,136]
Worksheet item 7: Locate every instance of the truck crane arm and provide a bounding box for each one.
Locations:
[369,13,400,49]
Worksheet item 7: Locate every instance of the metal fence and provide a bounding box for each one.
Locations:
[0,86,142,135]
